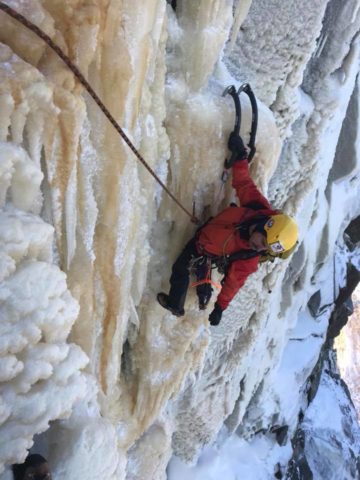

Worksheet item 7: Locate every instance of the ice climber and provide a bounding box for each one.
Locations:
[157,132,299,326]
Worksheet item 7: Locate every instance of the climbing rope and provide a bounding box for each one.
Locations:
[0,2,199,224]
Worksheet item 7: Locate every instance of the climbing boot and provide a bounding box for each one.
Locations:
[157,293,185,317]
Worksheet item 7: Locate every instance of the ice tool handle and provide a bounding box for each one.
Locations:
[223,85,241,169]
[223,83,258,169]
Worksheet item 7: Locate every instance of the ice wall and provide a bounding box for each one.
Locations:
[336,287,360,421]
[0,54,88,472]
[0,0,359,479]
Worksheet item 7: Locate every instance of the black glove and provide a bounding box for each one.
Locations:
[227,132,248,161]
[209,303,223,326]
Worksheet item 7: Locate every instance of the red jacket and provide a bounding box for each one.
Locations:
[196,161,278,310]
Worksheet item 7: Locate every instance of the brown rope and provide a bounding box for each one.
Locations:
[0,2,199,224]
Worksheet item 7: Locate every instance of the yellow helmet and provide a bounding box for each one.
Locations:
[264,214,298,254]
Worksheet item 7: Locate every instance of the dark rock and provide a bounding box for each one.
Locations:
[166,0,177,11]
[274,462,283,479]
[286,457,313,480]
[306,346,328,404]
[344,215,360,244]
[307,290,321,317]
[271,425,289,446]
[327,263,360,340]
[285,429,313,479]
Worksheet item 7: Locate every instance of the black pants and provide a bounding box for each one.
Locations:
[168,237,212,310]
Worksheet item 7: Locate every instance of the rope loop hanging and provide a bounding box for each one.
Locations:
[0,2,200,224]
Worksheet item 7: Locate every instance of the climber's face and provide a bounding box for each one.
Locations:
[249,231,268,252]
[23,463,52,480]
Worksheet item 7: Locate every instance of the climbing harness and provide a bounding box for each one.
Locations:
[189,255,222,291]
[221,83,258,183]
[0,2,199,224]
[189,247,260,287]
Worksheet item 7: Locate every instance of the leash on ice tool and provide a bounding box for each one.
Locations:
[221,83,258,183]
[0,2,200,225]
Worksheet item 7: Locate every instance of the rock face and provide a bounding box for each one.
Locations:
[336,217,360,423]
[286,351,360,480]
[336,290,360,423]
[0,1,359,479]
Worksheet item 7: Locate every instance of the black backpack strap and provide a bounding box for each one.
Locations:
[241,201,268,211]
[227,249,260,263]
[214,249,259,275]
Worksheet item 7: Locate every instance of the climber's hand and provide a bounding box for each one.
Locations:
[228,131,248,161]
[209,303,223,326]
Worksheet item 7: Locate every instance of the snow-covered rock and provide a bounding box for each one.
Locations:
[300,353,360,480]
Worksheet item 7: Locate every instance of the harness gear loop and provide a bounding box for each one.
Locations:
[189,255,221,290]
[0,2,200,225]
[188,255,206,271]
[190,278,222,290]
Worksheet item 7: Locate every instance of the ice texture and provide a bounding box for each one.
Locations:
[0,39,88,474]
